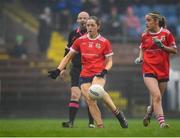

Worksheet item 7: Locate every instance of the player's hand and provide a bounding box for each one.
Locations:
[153,38,164,49]
[134,57,143,64]
[95,69,108,78]
[48,69,61,79]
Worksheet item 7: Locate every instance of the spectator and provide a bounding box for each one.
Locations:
[107,6,121,36]
[53,0,71,31]
[37,7,52,58]
[9,35,27,59]
[122,6,141,38]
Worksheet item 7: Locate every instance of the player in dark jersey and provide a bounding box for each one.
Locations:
[60,11,95,128]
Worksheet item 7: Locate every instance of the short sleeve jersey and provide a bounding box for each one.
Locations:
[140,28,176,78]
[64,28,87,67]
[70,34,113,77]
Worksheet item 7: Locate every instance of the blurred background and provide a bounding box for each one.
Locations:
[0,0,180,119]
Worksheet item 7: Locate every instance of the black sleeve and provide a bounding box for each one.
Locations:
[63,31,74,57]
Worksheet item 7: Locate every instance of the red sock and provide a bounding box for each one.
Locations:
[156,114,165,126]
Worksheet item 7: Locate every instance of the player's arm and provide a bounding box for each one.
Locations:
[48,38,80,79]
[135,48,143,64]
[95,56,113,78]
[139,48,143,60]
[64,32,74,57]
[104,56,113,71]
[153,38,177,54]
[48,51,76,79]
[135,42,144,64]
[95,40,113,78]
[161,45,177,54]
[58,51,76,71]
[61,31,74,77]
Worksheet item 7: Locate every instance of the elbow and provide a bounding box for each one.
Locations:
[173,48,177,54]
[170,47,177,54]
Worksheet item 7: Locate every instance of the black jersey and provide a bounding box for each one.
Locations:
[64,28,86,67]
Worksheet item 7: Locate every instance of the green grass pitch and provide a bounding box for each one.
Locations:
[0,119,180,137]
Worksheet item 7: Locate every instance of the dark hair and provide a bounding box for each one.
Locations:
[87,16,102,32]
[148,11,166,28]
[159,16,166,28]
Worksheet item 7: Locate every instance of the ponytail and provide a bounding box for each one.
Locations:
[159,16,166,28]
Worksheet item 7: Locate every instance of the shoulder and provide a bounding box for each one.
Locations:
[69,29,77,36]
[73,34,87,44]
[98,35,110,43]
[141,31,148,38]
[78,34,88,40]
[161,28,171,35]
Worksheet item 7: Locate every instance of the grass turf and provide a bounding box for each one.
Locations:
[0,119,180,137]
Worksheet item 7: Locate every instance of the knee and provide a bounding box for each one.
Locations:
[71,91,81,100]
[153,94,162,104]
[86,98,97,107]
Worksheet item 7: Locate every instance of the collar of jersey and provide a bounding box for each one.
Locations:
[87,34,101,40]
[149,27,163,35]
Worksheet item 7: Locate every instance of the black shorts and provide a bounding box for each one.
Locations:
[79,76,94,86]
[70,66,81,87]
[144,73,169,82]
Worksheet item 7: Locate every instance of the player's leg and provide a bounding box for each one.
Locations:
[143,74,155,127]
[143,77,168,128]
[73,67,95,128]
[103,92,128,128]
[62,68,81,128]
[80,80,104,128]
[143,103,153,127]
[143,93,154,127]
[62,86,81,128]
[87,106,95,128]
[158,81,169,128]
[158,81,167,97]
[92,77,128,128]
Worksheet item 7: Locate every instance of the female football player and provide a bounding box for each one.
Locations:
[135,12,177,128]
[60,11,95,128]
[48,16,128,128]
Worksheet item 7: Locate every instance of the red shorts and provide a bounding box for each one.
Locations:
[142,63,169,82]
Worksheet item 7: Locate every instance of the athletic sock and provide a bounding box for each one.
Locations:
[113,109,120,116]
[87,107,94,124]
[113,109,128,128]
[156,114,165,127]
[69,101,79,124]
[114,109,123,122]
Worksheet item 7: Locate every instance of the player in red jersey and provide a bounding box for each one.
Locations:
[48,16,128,128]
[60,11,95,128]
[135,12,177,128]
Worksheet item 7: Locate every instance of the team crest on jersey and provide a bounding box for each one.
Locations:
[160,36,165,42]
[95,43,101,49]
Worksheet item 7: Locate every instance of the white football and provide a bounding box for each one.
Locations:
[89,84,105,100]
